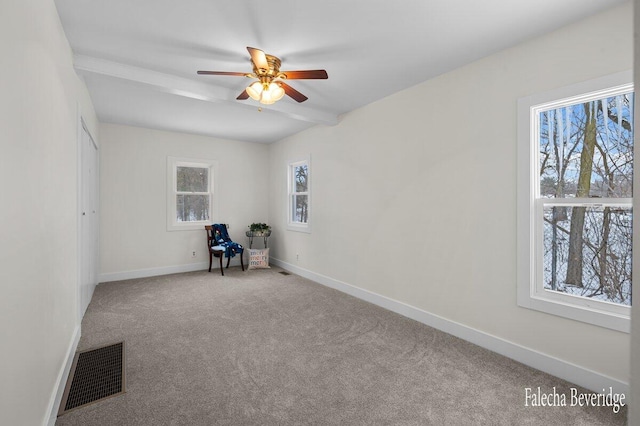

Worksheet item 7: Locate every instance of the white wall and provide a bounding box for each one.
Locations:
[0,0,98,425]
[0,1,631,424]
[269,3,632,389]
[99,123,269,280]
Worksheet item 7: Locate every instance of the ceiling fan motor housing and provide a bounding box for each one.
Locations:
[255,55,282,78]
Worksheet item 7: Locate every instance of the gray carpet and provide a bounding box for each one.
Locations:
[56,267,626,425]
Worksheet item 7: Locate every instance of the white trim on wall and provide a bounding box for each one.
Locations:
[166,156,219,231]
[516,70,633,333]
[100,262,208,283]
[45,325,80,426]
[98,258,244,283]
[270,257,629,396]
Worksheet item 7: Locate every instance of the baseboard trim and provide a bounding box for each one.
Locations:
[100,258,247,283]
[45,324,81,426]
[99,260,237,283]
[270,258,629,395]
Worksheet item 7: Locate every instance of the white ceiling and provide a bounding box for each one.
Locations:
[55,0,628,143]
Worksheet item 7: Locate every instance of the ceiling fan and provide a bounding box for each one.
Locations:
[197,47,328,105]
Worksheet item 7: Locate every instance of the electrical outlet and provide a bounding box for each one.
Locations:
[191,251,197,258]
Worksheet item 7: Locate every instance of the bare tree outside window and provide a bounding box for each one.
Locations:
[539,93,633,306]
[176,166,210,222]
[293,164,308,223]
[288,160,310,228]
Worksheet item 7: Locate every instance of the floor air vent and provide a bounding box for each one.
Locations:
[58,341,126,416]
[279,271,291,276]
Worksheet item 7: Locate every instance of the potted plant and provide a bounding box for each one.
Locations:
[247,223,271,237]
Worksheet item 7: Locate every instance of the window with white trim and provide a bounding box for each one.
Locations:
[167,157,217,231]
[517,72,633,332]
[287,159,310,232]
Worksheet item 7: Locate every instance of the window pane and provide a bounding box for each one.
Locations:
[543,205,631,305]
[177,166,209,192]
[294,165,308,192]
[292,194,308,223]
[176,194,210,222]
[539,93,633,198]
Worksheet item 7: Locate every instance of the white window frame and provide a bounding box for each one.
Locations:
[287,157,311,233]
[167,156,218,231]
[517,71,632,333]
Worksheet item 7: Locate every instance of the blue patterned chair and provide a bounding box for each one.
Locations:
[205,224,245,275]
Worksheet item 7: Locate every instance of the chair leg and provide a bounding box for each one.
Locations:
[226,255,231,269]
[219,254,224,276]
[240,251,245,271]
[208,252,212,272]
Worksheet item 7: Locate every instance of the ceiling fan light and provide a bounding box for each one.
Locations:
[260,90,276,105]
[269,82,285,101]
[246,81,262,100]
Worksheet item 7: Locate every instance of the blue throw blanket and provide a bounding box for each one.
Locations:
[212,224,243,258]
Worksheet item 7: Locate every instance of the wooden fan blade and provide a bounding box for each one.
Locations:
[247,47,268,70]
[236,90,250,100]
[280,70,328,80]
[279,82,308,103]
[197,71,248,76]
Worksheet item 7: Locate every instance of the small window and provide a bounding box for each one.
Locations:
[517,72,633,332]
[167,157,217,231]
[287,159,310,232]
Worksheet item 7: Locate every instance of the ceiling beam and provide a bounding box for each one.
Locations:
[73,55,338,126]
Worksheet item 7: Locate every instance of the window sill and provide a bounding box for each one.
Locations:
[167,221,209,232]
[517,290,630,333]
[287,224,311,234]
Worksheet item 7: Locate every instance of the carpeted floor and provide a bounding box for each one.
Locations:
[56,267,626,425]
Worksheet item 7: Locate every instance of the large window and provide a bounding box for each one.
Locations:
[167,157,217,231]
[287,159,310,232]
[517,72,633,332]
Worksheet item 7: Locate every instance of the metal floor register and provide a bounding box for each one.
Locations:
[58,341,126,416]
